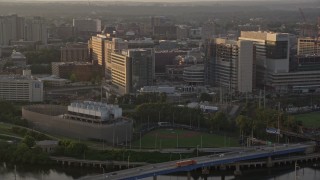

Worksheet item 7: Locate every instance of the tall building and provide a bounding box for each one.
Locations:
[25,16,48,45]
[239,31,289,87]
[201,21,216,40]
[60,42,89,62]
[0,74,43,102]
[104,38,128,78]
[89,34,106,71]
[0,14,25,46]
[297,37,320,55]
[111,49,155,95]
[206,38,254,93]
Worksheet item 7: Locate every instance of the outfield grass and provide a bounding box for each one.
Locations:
[132,129,239,149]
[295,112,320,128]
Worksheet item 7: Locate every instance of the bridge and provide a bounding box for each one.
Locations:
[78,143,316,180]
[51,156,148,167]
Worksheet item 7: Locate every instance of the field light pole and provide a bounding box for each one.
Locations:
[176,133,179,148]
[139,132,142,150]
[196,145,199,157]
[127,155,130,168]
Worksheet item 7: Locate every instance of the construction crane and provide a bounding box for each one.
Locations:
[298,8,314,38]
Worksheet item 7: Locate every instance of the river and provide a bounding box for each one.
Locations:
[1,162,320,180]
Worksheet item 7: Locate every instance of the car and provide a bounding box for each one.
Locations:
[219,154,225,157]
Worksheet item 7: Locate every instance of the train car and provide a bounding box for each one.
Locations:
[175,160,197,167]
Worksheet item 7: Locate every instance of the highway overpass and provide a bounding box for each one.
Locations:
[79,143,315,180]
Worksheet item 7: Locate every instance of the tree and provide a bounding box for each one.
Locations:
[210,112,227,131]
[236,115,251,136]
[22,135,36,148]
[69,73,77,82]
[159,93,167,103]
[199,93,212,102]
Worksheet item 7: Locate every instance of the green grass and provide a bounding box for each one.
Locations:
[0,123,16,135]
[295,112,320,128]
[132,129,239,149]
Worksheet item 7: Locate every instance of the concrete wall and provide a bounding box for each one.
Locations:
[22,105,133,143]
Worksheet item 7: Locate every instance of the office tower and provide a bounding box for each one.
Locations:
[0,14,25,46]
[61,42,89,62]
[239,31,289,86]
[89,34,106,70]
[104,38,128,78]
[297,37,320,55]
[205,38,254,93]
[111,49,155,95]
[25,16,48,45]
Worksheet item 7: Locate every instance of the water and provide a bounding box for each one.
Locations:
[1,162,320,180]
[0,163,100,180]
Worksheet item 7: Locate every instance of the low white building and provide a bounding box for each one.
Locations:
[67,101,122,122]
[0,75,43,102]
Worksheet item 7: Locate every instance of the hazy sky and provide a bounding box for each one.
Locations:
[0,0,304,1]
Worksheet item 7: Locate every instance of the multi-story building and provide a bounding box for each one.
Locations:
[297,37,320,55]
[183,64,205,85]
[104,38,128,78]
[0,15,47,46]
[51,62,102,82]
[89,34,106,71]
[201,21,216,40]
[0,14,25,46]
[239,31,289,87]
[206,38,254,93]
[0,75,43,102]
[25,16,47,45]
[60,42,89,62]
[111,49,155,95]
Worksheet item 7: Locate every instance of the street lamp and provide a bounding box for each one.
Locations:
[101,166,105,179]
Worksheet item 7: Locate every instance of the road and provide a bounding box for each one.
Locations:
[79,143,313,180]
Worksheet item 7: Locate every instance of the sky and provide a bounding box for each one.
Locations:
[0,0,308,1]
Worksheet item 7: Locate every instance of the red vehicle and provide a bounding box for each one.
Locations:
[175,160,197,167]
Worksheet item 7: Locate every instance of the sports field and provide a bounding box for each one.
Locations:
[295,112,320,128]
[132,129,239,149]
